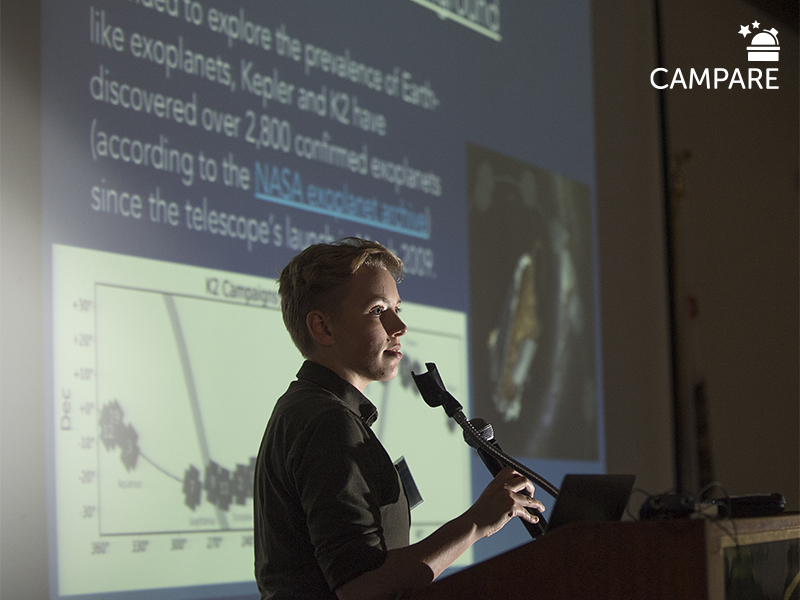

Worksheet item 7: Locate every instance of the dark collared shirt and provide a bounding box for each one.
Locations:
[254,361,410,599]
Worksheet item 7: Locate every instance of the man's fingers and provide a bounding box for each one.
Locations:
[508,475,545,513]
[509,502,542,523]
[502,471,539,502]
[493,466,545,516]
[518,494,545,514]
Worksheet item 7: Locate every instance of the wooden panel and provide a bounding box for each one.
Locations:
[705,514,800,600]
[406,519,710,600]
[405,516,800,600]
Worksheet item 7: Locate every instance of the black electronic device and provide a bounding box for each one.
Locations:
[545,474,636,533]
[726,493,786,518]
[639,491,787,520]
[639,493,696,520]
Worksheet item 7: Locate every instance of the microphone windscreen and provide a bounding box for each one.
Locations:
[463,418,495,448]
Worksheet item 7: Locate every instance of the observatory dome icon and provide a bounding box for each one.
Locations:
[747,29,779,61]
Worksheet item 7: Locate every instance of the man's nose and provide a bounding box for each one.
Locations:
[385,311,407,336]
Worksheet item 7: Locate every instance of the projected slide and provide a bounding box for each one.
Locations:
[52,244,470,597]
[42,0,598,597]
[467,144,598,461]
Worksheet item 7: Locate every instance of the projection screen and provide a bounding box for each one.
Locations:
[40,1,601,597]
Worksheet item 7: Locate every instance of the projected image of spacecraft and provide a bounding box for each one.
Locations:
[488,250,541,422]
[467,143,598,460]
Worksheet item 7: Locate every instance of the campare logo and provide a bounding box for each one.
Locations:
[741,21,780,61]
[651,20,779,90]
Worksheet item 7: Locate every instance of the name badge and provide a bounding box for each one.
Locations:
[393,456,423,510]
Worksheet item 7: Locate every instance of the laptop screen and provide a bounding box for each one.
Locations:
[545,474,636,533]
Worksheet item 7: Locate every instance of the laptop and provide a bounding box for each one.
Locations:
[542,474,636,534]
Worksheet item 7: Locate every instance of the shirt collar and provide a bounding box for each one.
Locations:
[296,361,379,427]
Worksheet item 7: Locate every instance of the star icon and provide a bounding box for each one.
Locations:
[751,20,761,28]
[738,25,751,36]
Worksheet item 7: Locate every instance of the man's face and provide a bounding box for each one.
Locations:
[326,265,407,392]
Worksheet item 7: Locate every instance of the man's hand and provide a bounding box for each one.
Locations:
[465,466,545,538]
[336,467,543,600]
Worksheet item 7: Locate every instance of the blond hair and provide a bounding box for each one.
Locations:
[278,238,403,357]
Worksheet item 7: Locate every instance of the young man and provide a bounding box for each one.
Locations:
[254,238,543,599]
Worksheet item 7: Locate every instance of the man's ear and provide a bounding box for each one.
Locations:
[306,310,336,347]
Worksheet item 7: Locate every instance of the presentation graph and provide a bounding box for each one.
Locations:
[93,284,274,536]
[51,244,471,597]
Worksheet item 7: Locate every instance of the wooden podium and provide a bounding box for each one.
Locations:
[405,514,800,600]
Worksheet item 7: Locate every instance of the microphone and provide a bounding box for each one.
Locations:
[412,362,558,539]
[464,418,547,538]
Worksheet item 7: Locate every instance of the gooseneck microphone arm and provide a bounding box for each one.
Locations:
[411,362,561,535]
[455,411,560,499]
[465,417,548,538]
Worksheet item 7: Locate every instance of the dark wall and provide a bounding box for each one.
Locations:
[661,0,799,508]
